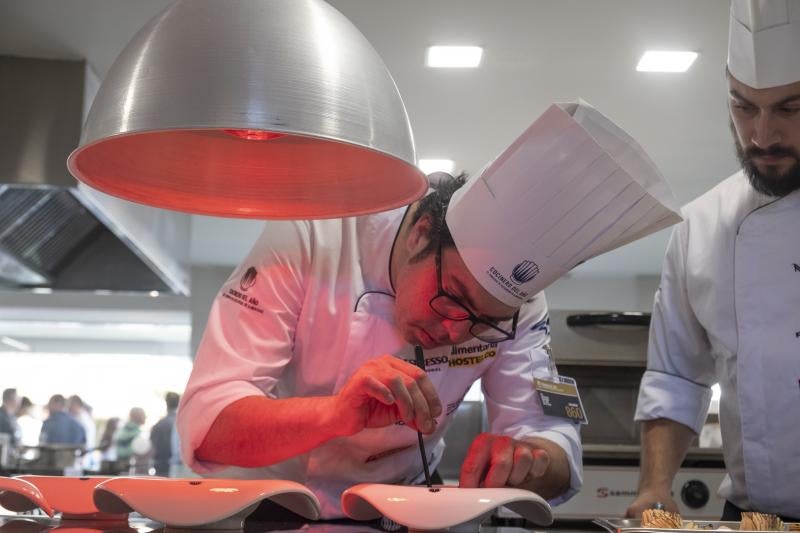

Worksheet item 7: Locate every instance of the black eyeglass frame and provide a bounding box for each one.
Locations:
[428,238,519,343]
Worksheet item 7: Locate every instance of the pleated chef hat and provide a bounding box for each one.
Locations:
[728,0,800,89]
[445,100,682,307]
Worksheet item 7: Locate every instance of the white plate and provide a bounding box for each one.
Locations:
[93,477,321,529]
[341,484,553,531]
[0,477,54,517]
[16,476,125,521]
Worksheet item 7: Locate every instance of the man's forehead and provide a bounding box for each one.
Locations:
[729,73,800,104]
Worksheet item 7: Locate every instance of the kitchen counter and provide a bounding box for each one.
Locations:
[0,514,606,533]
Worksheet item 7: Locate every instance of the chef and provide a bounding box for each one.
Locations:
[177,101,676,519]
[628,0,800,521]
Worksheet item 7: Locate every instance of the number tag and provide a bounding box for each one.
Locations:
[533,376,588,424]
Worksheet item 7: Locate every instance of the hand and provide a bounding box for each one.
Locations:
[334,355,442,436]
[625,488,679,518]
[459,433,550,488]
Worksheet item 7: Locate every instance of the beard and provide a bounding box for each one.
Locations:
[731,121,800,197]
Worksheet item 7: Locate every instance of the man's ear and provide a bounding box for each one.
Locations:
[406,214,433,257]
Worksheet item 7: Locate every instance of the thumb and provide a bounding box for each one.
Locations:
[530,448,550,478]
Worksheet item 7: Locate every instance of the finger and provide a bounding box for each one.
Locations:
[507,444,534,486]
[459,434,492,488]
[529,448,550,478]
[362,376,395,405]
[483,436,514,488]
[387,374,416,428]
[415,374,443,418]
[384,356,443,418]
[385,355,427,378]
[405,378,434,434]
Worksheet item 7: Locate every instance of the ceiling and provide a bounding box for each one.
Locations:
[0,0,740,276]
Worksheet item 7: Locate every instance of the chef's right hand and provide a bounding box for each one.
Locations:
[625,488,679,518]
[333,355,442,436]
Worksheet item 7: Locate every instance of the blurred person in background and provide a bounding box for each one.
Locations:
[96,416,120,470]
[115,407,146,470]
[169,419,185,477]
[15,396,42,447]
[40,394,85,446]
[68,395,98,470]
[0,388,20,447]
[150,392,180,476]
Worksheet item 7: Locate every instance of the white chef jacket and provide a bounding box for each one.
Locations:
[178,205,582,518]
[635,171,800,517]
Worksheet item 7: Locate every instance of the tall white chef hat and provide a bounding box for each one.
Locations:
[728,0,800,89]
[445,100,681,307]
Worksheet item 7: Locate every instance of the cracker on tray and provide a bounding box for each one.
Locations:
[642,509,684,529]
[740,512,784,531]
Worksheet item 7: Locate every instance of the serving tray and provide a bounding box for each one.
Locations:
[595,517,800,533]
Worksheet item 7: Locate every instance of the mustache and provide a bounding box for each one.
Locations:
[744,145,799,160]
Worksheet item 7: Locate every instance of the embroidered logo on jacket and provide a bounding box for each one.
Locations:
[240,266,257,291]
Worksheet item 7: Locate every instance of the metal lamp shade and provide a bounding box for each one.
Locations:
[67,0,427,219]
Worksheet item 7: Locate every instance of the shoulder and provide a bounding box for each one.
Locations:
[682,171,760,231]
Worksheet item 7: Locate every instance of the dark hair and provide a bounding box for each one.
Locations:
[2,388,16,403]
[48,394,66,407]
[165,392,180,410]
[20,396,32,409]
[408,172,468,261]
[68,394,84,408]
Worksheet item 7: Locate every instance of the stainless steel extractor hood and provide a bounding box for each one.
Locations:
[0,55,190,294]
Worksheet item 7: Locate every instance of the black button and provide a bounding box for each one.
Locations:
[681,480,710,509]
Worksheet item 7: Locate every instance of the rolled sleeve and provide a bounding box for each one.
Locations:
[635,222,715,433]
[635,370,713,433]
[177,220,310,474]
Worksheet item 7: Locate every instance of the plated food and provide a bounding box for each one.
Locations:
[642,509,684,529]
[638,509,792,531]
[740,513,785,532]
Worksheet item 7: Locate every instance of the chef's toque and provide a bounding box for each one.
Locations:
[728,0,800,89]
[445,100,682,307]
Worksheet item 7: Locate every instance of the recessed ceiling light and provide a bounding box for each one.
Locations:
[426,46,483,68]
[418,159,455,175]
[636,50,698,72]
[1,336,30,352]
[31,287,53,294]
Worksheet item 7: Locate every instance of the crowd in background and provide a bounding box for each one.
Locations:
[0,387,182,476]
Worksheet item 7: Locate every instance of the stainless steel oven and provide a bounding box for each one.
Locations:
[548,310,725,519]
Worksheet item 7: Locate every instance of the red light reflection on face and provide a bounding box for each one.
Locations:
[224,129,286,141]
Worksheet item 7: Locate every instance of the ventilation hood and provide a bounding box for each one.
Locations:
[0,55,190,294]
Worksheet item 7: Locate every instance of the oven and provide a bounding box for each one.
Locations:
[547,310,725,519]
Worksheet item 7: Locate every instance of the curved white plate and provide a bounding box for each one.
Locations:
[0,518,55,533]
[342,484,553,531]
[17,476,126,520]
[0,477,54,517]
[93,477,321,529]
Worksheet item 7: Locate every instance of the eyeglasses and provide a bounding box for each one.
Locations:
[429,240,518,343]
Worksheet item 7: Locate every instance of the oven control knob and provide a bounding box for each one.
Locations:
[681,480,710,509]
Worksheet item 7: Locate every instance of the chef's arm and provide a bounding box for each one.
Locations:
[196,395,344,467]
[625,418,695,516]
[195,355,441,467]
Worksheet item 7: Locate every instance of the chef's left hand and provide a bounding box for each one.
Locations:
[459,433,550,488]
